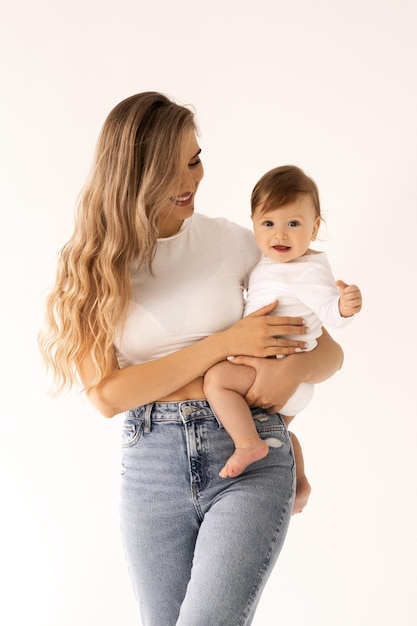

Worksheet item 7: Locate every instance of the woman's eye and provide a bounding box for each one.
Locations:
[288,220,300,227]
[189,158,201,168]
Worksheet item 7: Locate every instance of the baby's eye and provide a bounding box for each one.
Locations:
[288,220,300,227]
[263,220,274,227]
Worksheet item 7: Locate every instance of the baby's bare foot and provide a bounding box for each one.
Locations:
[292,475,312,514]
[220,440,269,478]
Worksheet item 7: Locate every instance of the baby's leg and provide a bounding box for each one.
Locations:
[283,416,311,514]
[204,361,268,478]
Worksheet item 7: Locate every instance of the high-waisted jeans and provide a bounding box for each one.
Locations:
[119,400,295,626]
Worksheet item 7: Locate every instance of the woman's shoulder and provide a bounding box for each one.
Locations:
[192,213,255,242]
[191,213,259,275]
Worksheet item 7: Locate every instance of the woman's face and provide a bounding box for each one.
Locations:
[157,128,204,238]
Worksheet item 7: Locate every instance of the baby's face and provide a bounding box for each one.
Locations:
[252,195,321,263]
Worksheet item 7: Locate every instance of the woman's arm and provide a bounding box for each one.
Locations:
[79,302,308,417]
[228,327,344,413]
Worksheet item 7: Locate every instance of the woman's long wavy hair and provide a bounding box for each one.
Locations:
[39,92,196,394]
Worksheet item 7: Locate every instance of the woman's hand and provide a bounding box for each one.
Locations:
[227,328,344,413]
[227,354,301,413]
[224,301,307,358]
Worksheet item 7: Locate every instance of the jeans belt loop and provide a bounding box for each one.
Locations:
[143,402,154,434]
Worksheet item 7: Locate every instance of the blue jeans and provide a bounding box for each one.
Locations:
[119,400,295,626]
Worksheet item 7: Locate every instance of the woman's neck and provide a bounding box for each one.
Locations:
[157,218,184,238]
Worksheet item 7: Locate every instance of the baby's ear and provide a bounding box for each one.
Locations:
[311,216,321,240]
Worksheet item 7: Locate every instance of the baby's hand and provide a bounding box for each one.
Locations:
[336,280,362,317]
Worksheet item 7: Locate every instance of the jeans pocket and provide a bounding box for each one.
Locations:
[254,412,288,443]
[121,420,144,448]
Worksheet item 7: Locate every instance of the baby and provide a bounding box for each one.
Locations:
[204,165,362,513]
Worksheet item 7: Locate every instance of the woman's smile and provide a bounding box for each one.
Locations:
[170,192,194,206]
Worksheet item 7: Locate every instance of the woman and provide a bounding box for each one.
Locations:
[40,92,343,625]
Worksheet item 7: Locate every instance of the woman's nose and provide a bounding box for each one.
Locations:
[180,167,197,190]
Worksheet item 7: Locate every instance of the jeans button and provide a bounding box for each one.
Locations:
[182,405,193,416]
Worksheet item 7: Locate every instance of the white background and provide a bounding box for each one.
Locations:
[1,1,416,624]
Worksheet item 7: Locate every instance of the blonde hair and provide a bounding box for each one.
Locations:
[39,92,196,394]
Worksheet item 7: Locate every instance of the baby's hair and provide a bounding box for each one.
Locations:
[251,165,321,217]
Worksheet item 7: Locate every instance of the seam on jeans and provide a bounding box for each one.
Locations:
[121,421,144,448]
[180,417,208,522]
[238,487,294,626]
[190,421,210,522]
[238,430,296,625]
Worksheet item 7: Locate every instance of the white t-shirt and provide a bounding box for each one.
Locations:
[245,251,351,350]
[115,213,260,368]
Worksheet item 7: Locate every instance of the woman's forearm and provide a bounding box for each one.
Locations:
[80,331,231,417]
[80,303,309,417]
[299,327,344,384]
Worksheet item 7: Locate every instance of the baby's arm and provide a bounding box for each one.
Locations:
[336,280,363,318]
[290,255,361,328]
